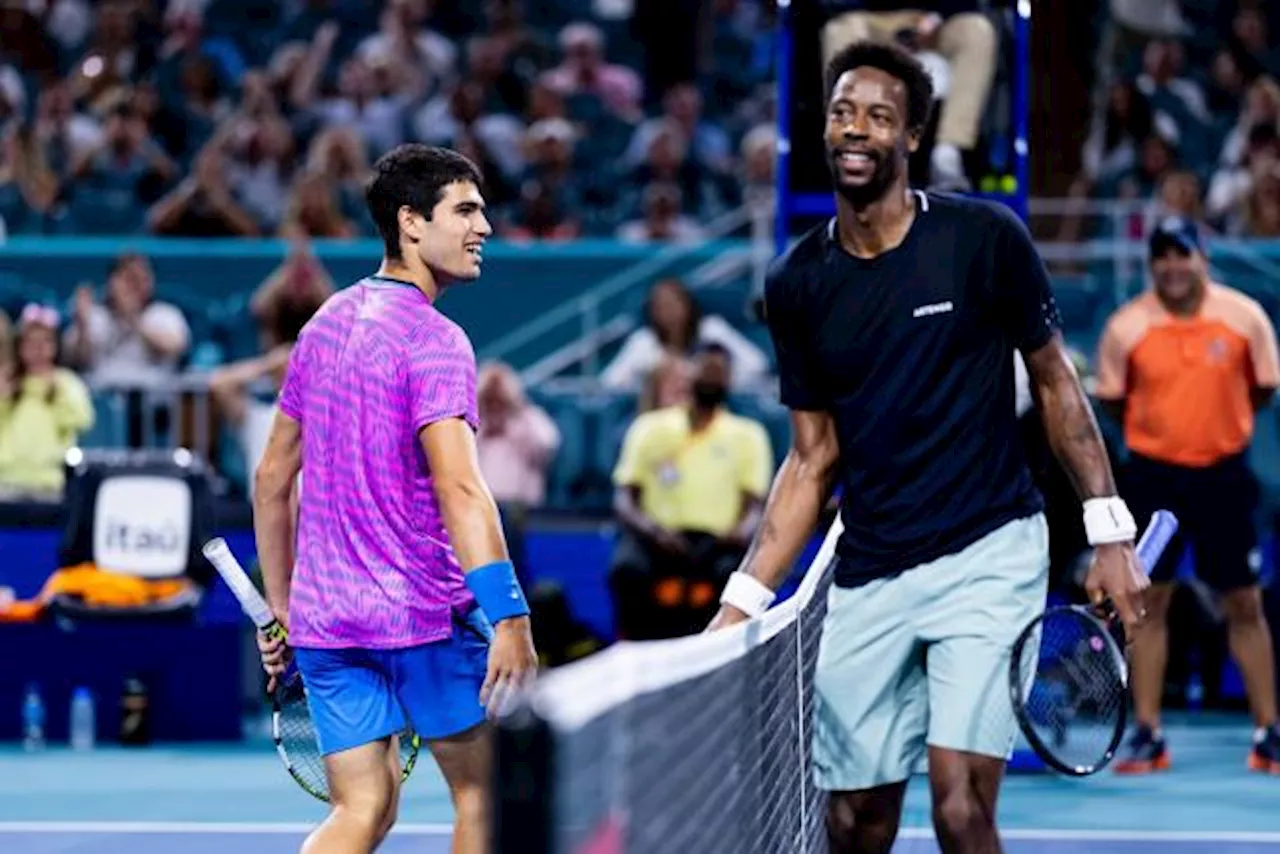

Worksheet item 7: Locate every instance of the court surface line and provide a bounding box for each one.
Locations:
[0,823,1276,843]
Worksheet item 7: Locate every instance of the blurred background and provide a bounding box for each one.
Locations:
[0,0,1278,835]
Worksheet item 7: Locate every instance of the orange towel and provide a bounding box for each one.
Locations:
[0,564,192,623]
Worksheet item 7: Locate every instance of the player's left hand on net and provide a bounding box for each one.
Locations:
[482,616,538,719]
[1084,541,1150,637]
[257,630,291,693]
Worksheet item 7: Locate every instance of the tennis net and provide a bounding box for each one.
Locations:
[494,516,845,854]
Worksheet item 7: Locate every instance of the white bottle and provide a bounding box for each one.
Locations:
[70,687,96,751]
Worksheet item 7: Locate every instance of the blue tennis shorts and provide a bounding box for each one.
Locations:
[294,606,493,756]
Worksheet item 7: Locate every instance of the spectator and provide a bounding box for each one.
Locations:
[639,353,692,413]
[475,361,560,508]
[602,277,770,391]
[147,135,261,236]
[304,127,374,233]
[1136,39,1211,135]
[819,0,998,191]
[620,120,730,224]
[279,169,358,239]
[224,114,297,233]
[62,252,191,389]
[615,182,707,245]
[289,23,416,159]
[208,296,316,499]
[410,78,526,182]
[29,81,104,181]
[0,124,59,235]
[248,244,334,353]
[1219,76,1280,174]
[475,360,560,591]
[738,123,777,227]
[1207,124,1278,228]
[1242,160,1280,237]
[499,179,581,242]
[1148,169,1203,225]
[607,343,773,640]
[540,21,642,122]
[1229,5,1280,81]
[355,0,458,97]
[67,103,176,234]
[519,117,585,212]
[0,305,94,500]
[1104,133,1179,201]
[623,83,732,174]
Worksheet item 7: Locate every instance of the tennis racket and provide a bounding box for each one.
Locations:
[1008,509,1179,777]
[202,538,422,802]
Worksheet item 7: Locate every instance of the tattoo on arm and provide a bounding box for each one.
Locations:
[1028,340,1117,500]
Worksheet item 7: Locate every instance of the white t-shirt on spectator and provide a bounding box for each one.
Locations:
[69,301,191,387]
[602,314,771,391]
[241,398,277,500]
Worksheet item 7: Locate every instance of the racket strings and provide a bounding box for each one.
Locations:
[1018,610,1127,773]
[273,672,419,802]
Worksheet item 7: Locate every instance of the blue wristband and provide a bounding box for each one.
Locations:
[464,560,530,624]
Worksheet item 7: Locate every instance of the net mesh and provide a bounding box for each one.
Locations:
[504,519,843,854]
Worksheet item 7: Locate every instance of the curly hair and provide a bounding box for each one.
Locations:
[824,40,935,134]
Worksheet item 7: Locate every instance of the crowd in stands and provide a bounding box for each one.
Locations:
[1064,0,1280,239]
[0,0,779,243]
[4,0,1280,647]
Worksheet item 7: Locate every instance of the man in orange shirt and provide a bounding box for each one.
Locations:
[1096,216,1280,773]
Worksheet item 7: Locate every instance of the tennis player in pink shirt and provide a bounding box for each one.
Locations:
[253,144,537,854]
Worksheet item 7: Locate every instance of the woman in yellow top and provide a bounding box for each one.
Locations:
[0,305,95,499]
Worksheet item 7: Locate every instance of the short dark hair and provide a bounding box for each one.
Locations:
[824,41,935,134]
[365,144,485,260]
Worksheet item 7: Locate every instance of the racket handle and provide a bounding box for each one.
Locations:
[203,537,278,632]
[1135,510,1179,575]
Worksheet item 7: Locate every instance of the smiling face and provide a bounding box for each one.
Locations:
[400,180,492,284]
[824,66,919,206]
[1150,243,1206,310]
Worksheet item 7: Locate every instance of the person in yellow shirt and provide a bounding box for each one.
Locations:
[0,305,95,499]
[609,343,774,639]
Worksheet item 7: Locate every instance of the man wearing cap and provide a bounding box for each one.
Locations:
[1096,216,1280,773]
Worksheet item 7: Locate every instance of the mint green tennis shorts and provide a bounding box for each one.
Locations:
[811,513,1049,791]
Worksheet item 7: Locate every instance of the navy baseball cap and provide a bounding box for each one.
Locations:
[1149,216,1203,257]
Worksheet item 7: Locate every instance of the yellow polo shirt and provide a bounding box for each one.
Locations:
[612,406,773,536]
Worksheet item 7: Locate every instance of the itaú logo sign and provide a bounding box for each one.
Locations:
[93,476,192,578]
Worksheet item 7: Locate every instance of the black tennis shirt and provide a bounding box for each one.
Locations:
[764,191,1063,588]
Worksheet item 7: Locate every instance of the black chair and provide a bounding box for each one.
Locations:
[49,448,217,623]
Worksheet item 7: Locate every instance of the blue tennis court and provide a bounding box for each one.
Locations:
[1,715,1274,853]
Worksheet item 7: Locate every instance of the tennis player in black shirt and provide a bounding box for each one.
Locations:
[707,42,1150,854]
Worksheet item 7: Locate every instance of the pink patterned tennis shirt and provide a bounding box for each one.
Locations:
[279,275,478,649]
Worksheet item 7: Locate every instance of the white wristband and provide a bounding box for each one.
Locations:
[1082,496,1137,545]
[720,572,777,619]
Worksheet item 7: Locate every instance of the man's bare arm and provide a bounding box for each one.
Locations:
[420,417,536,707]
[734,409,842,593]
[419,417,511,570]
[1024,334,1117,500]
[253,411,303,618]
